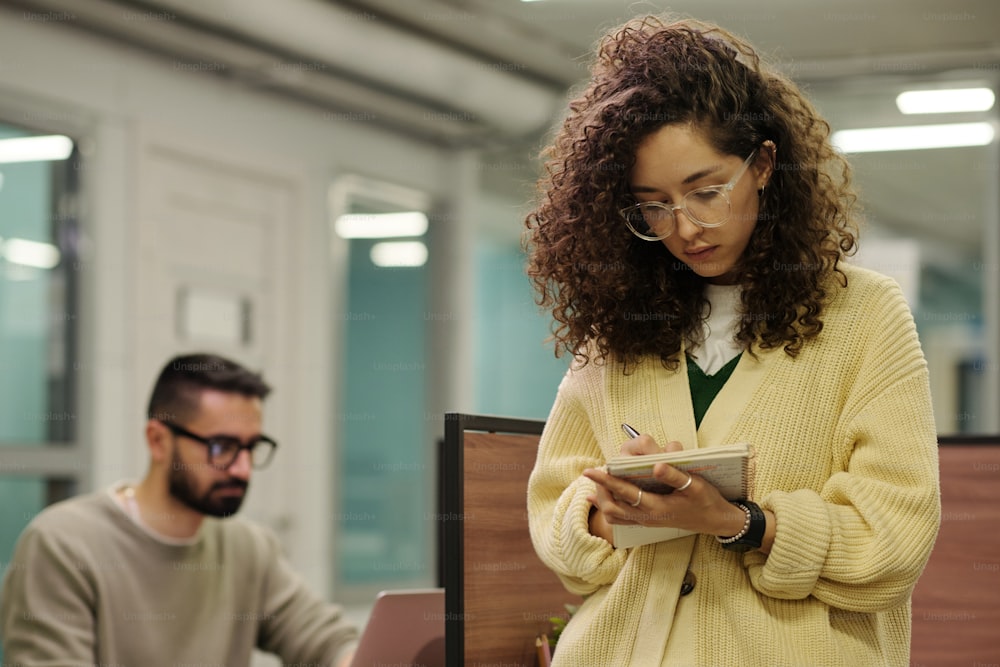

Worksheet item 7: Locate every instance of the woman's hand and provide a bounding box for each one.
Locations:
[583,435,748,540]
[620,433,682,457]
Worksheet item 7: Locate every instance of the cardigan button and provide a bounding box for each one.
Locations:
[680,570,696,596]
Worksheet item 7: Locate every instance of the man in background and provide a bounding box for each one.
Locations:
[0,352,357,666]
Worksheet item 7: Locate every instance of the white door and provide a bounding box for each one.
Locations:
[132,126,315,667]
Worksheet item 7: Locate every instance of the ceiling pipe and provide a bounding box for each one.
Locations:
[1,0,566,146]
[123,0,565,139]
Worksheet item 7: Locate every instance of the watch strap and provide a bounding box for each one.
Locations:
[717,500,766,552]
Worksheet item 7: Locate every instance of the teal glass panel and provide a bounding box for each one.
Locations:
[0,122,77,445]
[474,241,567,420]
[336,234,429,588]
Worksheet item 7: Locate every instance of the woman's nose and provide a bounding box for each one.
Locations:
[673,209,703,240]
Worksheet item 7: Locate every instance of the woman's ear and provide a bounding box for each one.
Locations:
[755,140,777,191]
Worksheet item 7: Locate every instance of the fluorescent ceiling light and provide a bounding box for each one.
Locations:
[370,241,428,267]
[0,135,74,164]
[334,211,428,239]
[831,122,995,153]
[1,237,61,269]
[896,88,995,114]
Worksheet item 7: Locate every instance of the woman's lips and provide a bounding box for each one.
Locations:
[685,245,717,260]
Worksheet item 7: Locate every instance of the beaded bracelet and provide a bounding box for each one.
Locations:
[716,502,751,544]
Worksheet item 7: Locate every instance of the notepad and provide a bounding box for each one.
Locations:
[606,443,753,548]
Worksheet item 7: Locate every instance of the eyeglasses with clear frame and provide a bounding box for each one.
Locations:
[159,420,278,470]
[620,150,758,241]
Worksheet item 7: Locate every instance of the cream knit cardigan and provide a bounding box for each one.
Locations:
[527,264,941,666]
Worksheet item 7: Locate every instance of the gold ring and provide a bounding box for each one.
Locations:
[630,489,643,507]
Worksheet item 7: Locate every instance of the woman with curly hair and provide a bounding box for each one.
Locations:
[525,15,940,666]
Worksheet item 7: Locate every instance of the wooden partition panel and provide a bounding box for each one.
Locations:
[911,442,1000,665]
[442,423,1000,665]
[441,414,582,667]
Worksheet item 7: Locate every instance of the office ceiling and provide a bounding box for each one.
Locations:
[337,0,1000,84]
[2,0,998,267]
[5,0,999,145]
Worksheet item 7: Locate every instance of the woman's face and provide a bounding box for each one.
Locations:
[628,123,772,285]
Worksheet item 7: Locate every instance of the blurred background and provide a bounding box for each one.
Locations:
[0,0,997,658]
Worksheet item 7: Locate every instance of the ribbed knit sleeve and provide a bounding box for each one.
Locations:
[745,272,941,612]
[527,368,629,595]
[255,526,359,663]
[0,520,98,663]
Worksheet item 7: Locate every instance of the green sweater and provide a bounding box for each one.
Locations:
[687,352,741,428]
[0,490,358,666]
[527,264,941,666]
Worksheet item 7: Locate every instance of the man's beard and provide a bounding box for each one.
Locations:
[169,449,248,518]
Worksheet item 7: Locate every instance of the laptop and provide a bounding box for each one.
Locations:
[349,588,445,667]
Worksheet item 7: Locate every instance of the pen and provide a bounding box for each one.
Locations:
[621,423,641,439]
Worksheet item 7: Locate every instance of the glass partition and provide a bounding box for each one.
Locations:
[0,122,79,446]
[0,118,82,664]
[330,176,434,599]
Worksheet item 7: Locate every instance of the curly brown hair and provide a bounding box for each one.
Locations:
[524,15,859,369]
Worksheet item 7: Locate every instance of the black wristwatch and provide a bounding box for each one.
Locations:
[717,500,766,552]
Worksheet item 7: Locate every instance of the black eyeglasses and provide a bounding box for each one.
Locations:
[159,420,278,470]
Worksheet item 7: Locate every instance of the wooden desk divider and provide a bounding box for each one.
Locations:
[910,438,1000,666]
[439,418,999,665]
[440,414,582,667]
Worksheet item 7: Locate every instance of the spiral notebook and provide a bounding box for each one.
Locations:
[605,442,753,548]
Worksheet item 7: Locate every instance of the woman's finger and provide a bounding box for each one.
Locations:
[619,434,663,456]
[653,463,696,492]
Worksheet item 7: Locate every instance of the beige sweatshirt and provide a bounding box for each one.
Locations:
[1,490,357,666]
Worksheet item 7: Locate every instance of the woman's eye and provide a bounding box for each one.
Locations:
[690,189,722,202]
